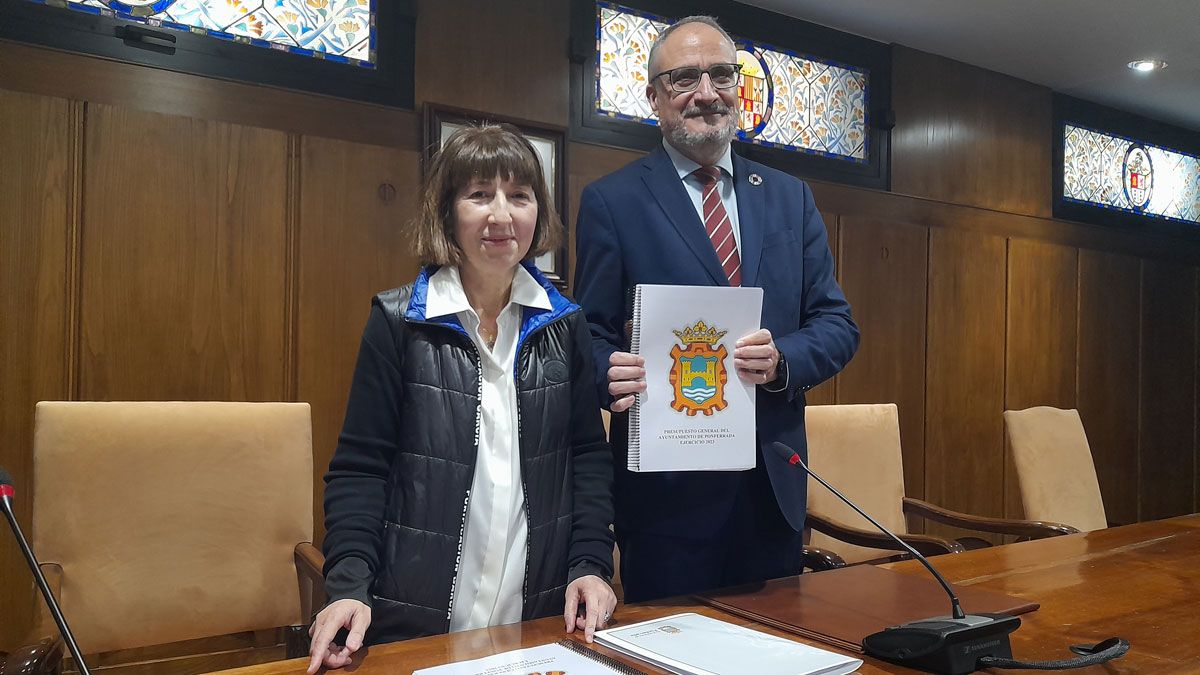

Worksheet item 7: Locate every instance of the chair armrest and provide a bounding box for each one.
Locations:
[294,542,325,581]
[807,512,965,558]
[294,542,327,626]
[0,637,64,675]
[801,546,846,572]
[903,497,1080,539]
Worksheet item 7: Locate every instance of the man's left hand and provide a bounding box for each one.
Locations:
[564,575,617,643]
[734,329,779,385]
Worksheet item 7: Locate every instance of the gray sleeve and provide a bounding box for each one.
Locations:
[324,555,374,608]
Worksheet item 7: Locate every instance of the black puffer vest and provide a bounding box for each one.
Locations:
[356,265,613,644]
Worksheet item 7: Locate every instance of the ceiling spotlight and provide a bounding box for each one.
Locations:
[1127,59,1167,72]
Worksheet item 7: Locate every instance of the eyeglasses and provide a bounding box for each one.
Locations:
[651,63,742,93]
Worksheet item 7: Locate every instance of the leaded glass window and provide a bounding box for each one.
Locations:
[1063,124,1200,225]
[596,2,868,162]
[26,0,376,67]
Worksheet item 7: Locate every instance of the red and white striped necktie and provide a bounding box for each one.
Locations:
[693,166,741,286]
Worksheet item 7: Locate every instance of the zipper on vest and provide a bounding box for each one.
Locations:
[513,309,579,610]
[451,337,484,631]
[407,319,485,632]
[516,376,532,610]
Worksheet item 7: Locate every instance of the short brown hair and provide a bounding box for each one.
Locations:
[410,123,562,266]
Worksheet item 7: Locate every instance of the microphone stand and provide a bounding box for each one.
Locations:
[797,453,967,620]
[770,443,1019,675]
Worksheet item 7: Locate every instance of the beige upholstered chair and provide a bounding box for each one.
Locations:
[804,404,1076,565]
[21,401,324,673]
[1003,407,1108,532]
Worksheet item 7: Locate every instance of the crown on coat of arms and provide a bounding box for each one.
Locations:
[672,319,728,345]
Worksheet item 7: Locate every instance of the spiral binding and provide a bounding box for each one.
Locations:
[627,285,643,471]
[556,638,647,674]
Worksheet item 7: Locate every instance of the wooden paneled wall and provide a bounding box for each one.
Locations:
[812,208,1199,540]
[295,136,422,537]
[0,89,74,649]
[891,46,1053,218]
[835,218,929,499]
[2,1,1200,651]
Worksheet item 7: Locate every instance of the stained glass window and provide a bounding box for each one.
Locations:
[1063,124,1200,225]
[596,2,868,162]
[26,0,375,67]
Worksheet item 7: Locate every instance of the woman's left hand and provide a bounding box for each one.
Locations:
[564,575,618,643]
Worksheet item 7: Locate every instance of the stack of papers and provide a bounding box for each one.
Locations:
[594,612,862,675]
[413,640,639,674]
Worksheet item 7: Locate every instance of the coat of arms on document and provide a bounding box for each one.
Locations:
[668,319,730,416]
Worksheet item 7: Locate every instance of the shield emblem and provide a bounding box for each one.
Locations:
[1123,144,1153,210]
[735,47,773,139]
[669,320,731,416]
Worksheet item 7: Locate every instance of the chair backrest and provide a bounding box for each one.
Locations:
[804,404,908,563]
[31,401,313,655]
[1003,407,1107,532]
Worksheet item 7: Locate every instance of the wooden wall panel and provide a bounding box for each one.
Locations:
[805,215,840,406]
[1003,239,1078,519]
[567,142,644,289]
[78,105,288,401]
[1138,261,1197,521]
[1077,250,1141,526]
[0,89,73,648]
[891,47,1053,219]
[925,228,1007,538]
[415,0,569,127]
[0,41,420,150]
[837,218,929,500]
[296,136,421,540]
[1005,240,1078,411]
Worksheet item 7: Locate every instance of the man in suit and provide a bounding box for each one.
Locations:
[573,15,859,602]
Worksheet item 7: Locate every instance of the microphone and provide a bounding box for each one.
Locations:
[0,466,92,675]
[769,443,1019,675]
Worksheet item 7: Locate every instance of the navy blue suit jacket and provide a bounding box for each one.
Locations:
[573,145,859,539]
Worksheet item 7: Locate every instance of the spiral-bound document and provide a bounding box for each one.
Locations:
[627,284,762,472]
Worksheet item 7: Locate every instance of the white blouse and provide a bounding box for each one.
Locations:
[424,264,552,632]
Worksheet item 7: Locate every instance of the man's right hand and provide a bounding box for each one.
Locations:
[307,599,371,673]
[608,351,646,413]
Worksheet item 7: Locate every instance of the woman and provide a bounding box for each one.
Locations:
[307,125,616,673]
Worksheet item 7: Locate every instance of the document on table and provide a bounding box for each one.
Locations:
[594,612,862,675]
[413,639,642,674]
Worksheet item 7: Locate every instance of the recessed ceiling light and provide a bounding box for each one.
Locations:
[1128,59,1167,72]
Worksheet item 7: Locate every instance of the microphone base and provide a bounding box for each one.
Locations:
[862,612,1021,675]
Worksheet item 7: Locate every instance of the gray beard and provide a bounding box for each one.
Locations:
[666,113,737,153]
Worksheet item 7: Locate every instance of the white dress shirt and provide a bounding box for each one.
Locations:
[424,264,552,632]
[662,139,741,251]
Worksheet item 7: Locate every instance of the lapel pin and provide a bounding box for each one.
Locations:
[748,173,763,186]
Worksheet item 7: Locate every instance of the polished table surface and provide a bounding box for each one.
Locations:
[219,515,1200,674]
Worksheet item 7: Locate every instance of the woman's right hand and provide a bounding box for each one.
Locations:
[307,599,372,674]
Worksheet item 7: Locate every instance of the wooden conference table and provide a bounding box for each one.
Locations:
[220,515,1200,674]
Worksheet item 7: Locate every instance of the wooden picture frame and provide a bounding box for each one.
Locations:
[423,103,570,289]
